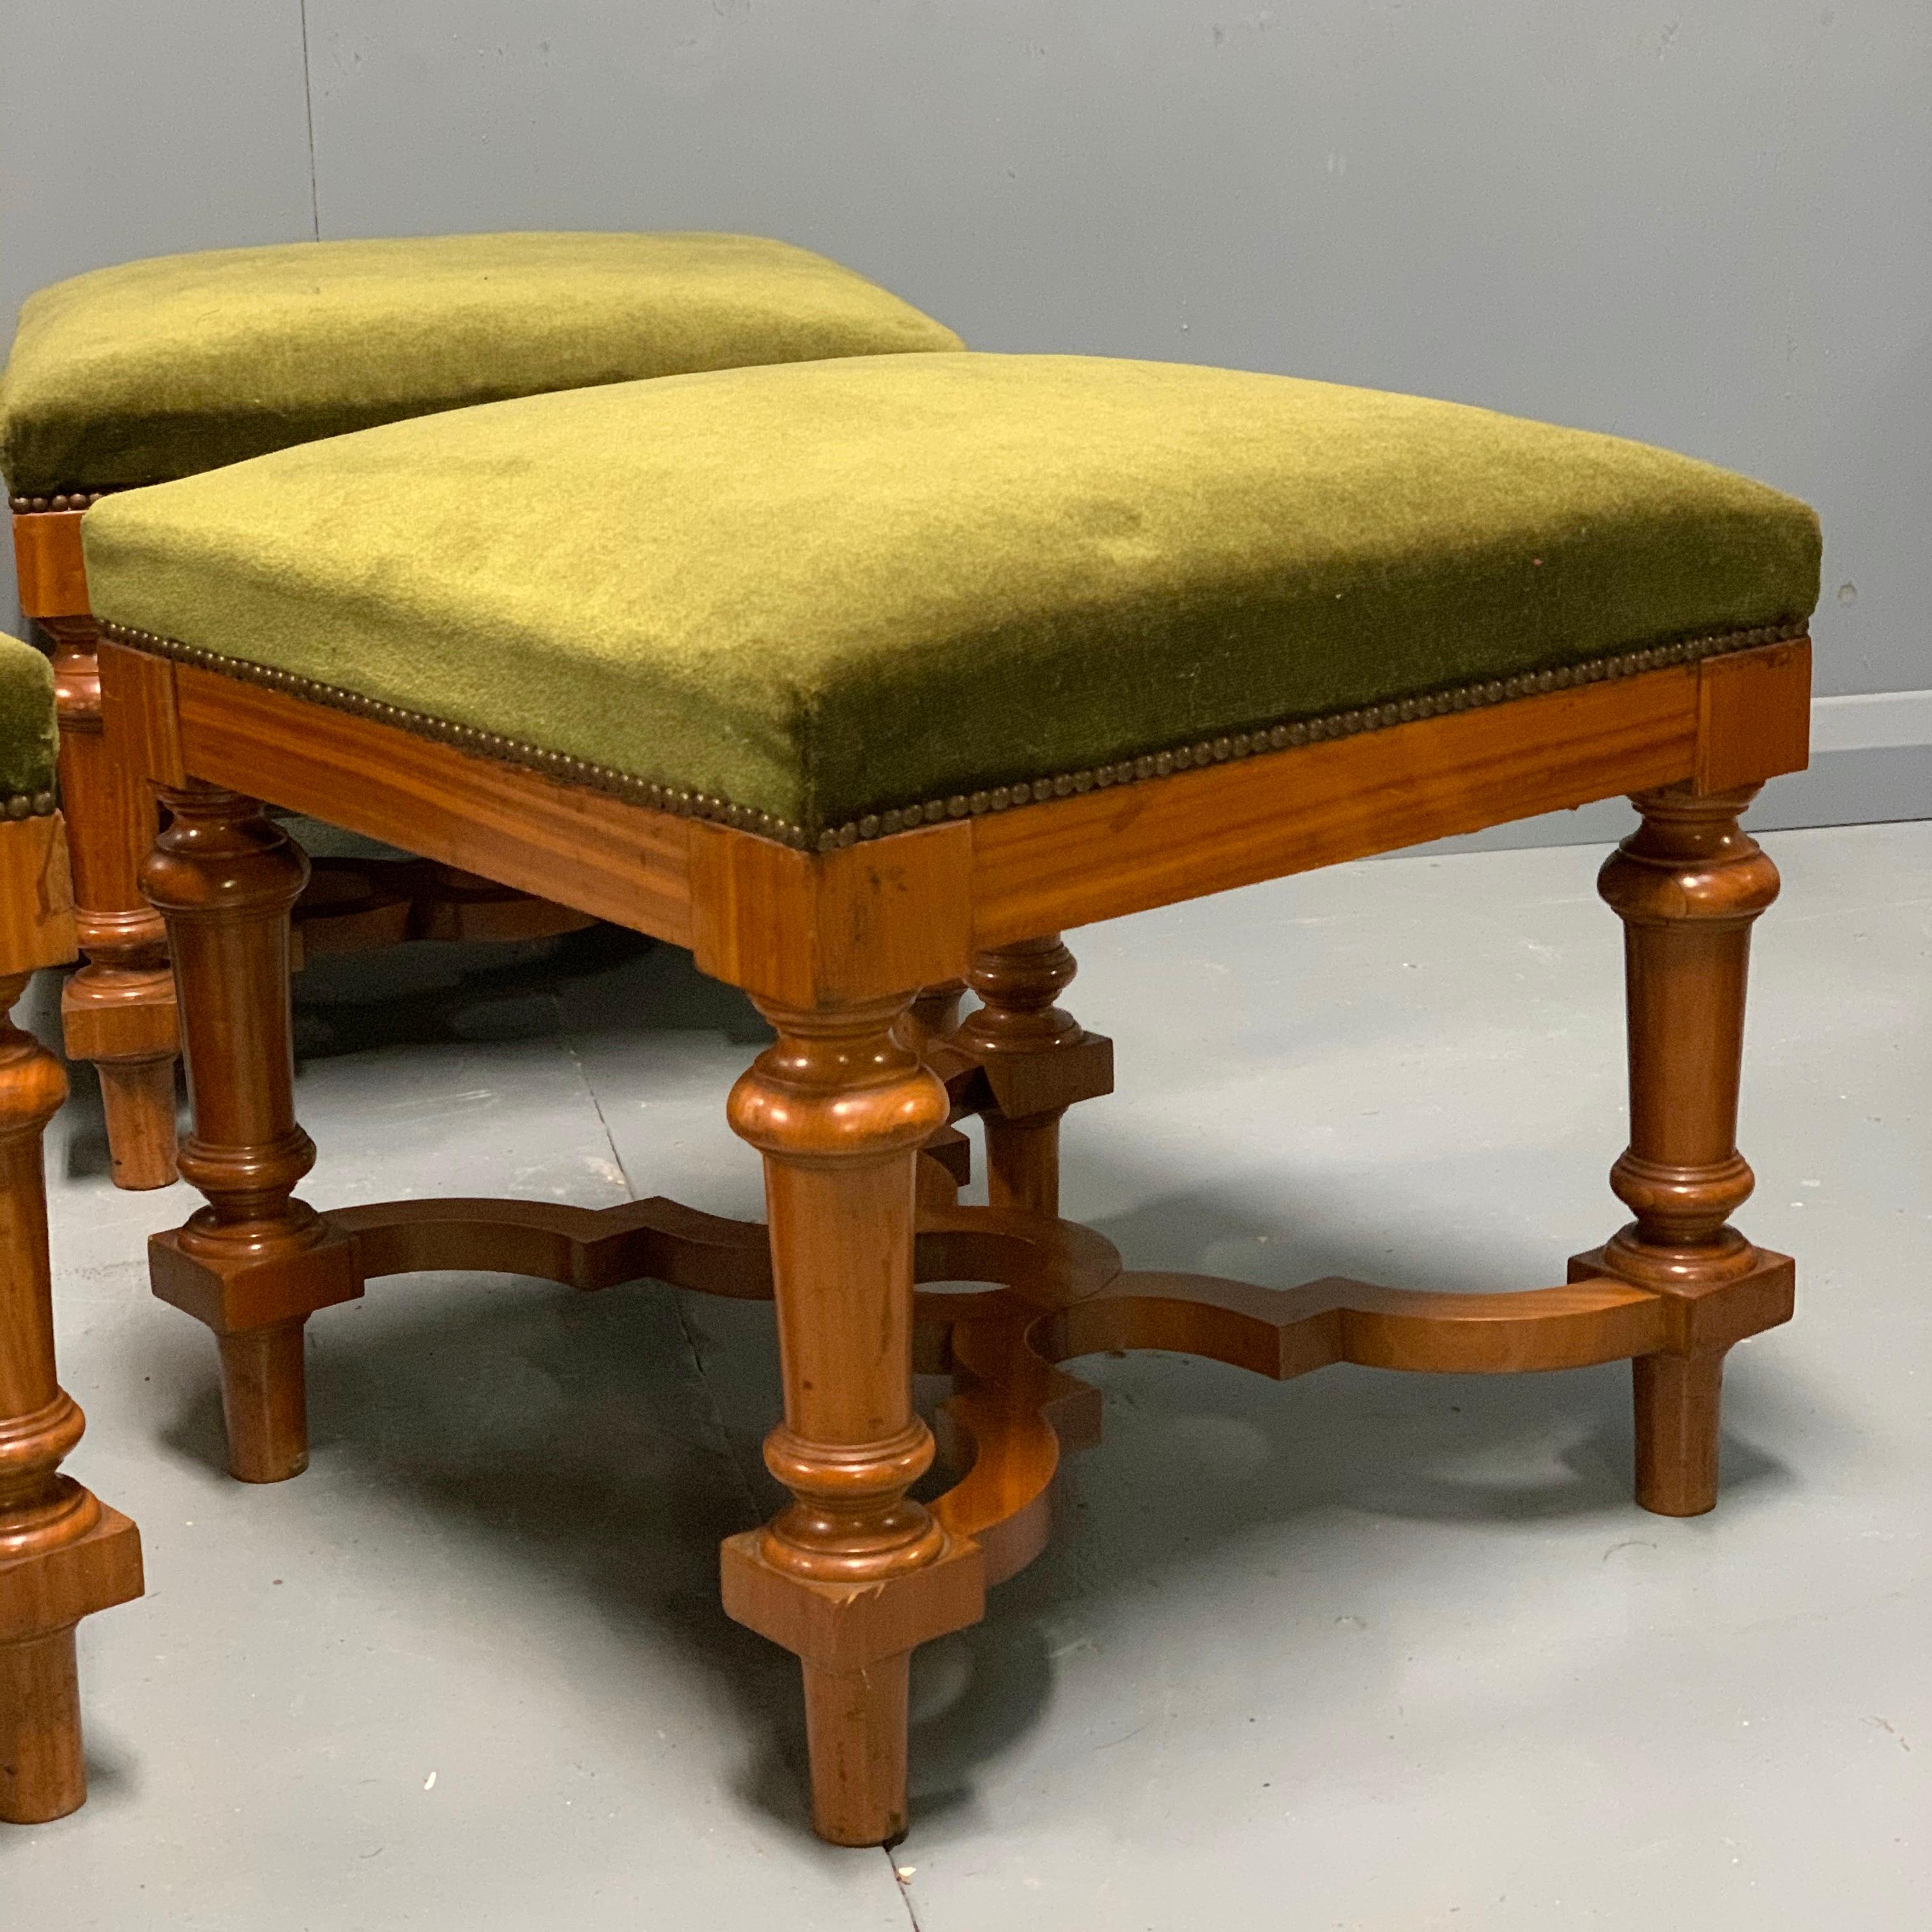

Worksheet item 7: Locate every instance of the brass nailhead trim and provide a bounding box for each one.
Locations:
[96,620,816,851]
[10,489,115,514]
[0,790,58,820]
[95,617,1807,853]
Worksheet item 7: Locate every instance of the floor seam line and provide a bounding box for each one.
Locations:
[887,1845,925,1929]
[560,1018,639,1206]
[560,1015,767,1528]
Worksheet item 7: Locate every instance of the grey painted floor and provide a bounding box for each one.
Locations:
[4,820,1927,1929]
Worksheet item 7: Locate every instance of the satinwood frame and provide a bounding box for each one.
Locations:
[97,626,1810,1845]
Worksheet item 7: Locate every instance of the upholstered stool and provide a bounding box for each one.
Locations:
[2,231,960,1187]
[83,351,1817,1845]
[0,631,142,1824]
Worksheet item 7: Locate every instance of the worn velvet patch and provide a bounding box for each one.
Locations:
[82,353,1821,837]
[1,230,961,495]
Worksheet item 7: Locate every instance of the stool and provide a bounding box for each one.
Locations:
[2,231,960,1187]
[0,630,142,1824]
[83,351,1818,1845]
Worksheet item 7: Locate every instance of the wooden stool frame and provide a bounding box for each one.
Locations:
[97,626,1809,1845]
[0,804,143,1824]
[10,507,593,1192]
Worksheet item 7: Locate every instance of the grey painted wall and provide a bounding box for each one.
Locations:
[4,3,1926,833]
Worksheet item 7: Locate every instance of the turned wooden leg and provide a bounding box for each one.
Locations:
[0,973,143,1823]
[46,618,179,1190]
[721,997,981,1845]
[958,936,1092,1218]
[142,787,357,1483]
[1595,785,1780,1517]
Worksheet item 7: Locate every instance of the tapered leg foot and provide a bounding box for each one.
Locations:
[1633,1347,1726,1517]
[802,1655,912,1846]
[91,1048,178,1192]
[217,1321,310,1483]
[0,1629,84,1825]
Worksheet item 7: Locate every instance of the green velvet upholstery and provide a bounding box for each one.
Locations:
[0,231,961,496]
[0,631,59,801]
[82,353,1820,843]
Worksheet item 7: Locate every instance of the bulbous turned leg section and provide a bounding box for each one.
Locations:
[142,789,360,1484]
[48,618,178,1190]
[956,936,1111,1218]
[719,996,983,1846]
[1589,785,1783,1517]
[0,973,143,1823]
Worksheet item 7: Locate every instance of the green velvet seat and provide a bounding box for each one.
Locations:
[1,231,960,500]
[82,352,1820,848]
[0,631,59,808]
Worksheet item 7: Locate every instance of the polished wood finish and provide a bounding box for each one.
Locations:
[970,656,1704,946]
[898,981,967,1059]
[330,1193,775,1297]
[1696,640,1811,795]
[721,997,976,1844]
[954,935,1112,1216]
[0,814,73,970]
[96,638,187,790]
[689,820,973,1007]
[141,788,358,1482]
[107,647,696,950]
[1630,1351,1728,1515]
[99,650,594,962]
[0,1632,85,1821]
[1575,781,1786,1515]
[0,866,144,1820]
[932,1312,1086,1586]
[112,624,1813,1842]
[10,511,88,618]
[103,635,1808,1002]
[1055,1270,1668,1374]
[45,618,178,1188]
[972,643,1810,946]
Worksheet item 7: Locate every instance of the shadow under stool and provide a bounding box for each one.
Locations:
[80,347,1818,1846]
